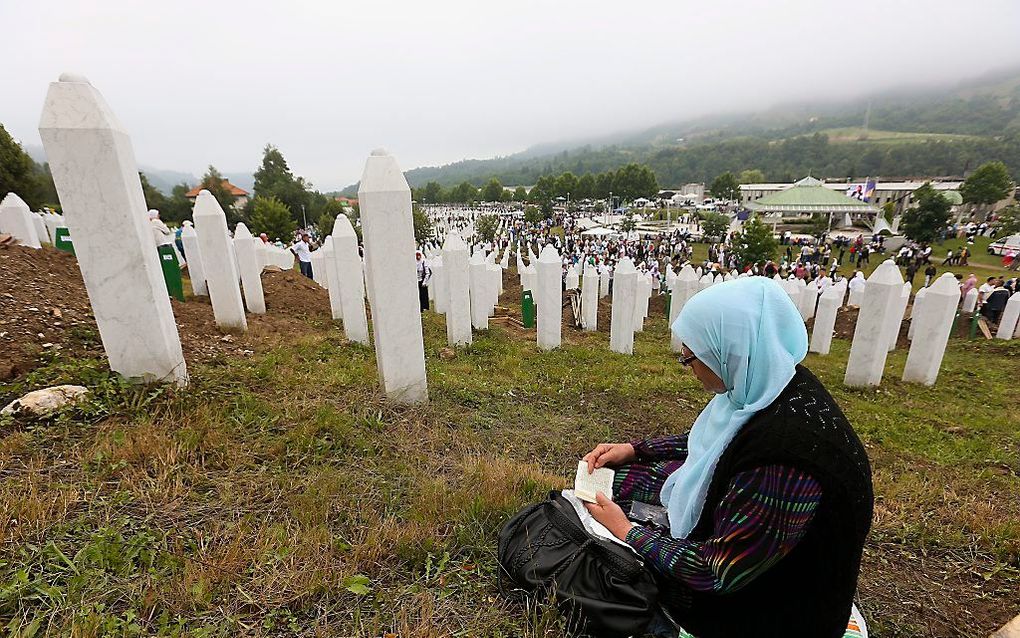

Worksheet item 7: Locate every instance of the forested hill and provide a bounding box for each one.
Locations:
[369,68,1020,194]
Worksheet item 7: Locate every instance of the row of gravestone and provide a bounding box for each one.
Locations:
[30,73,430,403]
[0,194,71,252]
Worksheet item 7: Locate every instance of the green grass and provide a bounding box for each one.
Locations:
[2,309,1018,637]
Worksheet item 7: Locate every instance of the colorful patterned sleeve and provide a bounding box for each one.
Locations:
[630,434,689,462]
[624,464,822,594]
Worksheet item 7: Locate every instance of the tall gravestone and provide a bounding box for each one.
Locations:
[844,260,903,387]
[322,237,344,321]
[670,265,699,352]
[193,191,247,330]
[995,293,1020,340]
[311,249,327,289]
[179,222,208,296]
[907,287,927,341]
[886,283,911,351]
[39,73,187,385]
[536,244,562,350]
[903,274,960,385]
[565,266,579,290]
[332,214,369,345]
[233,223,266,314]
[961,288,978,313]
[799,284,817,321]
[358,150,427,403]
[31,213,49,244]
[581,262,599,331]
[442,233,472,346]
[809,285,841,355]
[599,268,611,298]
[432,256,447,315]
[610,258,638,354]
[0,193,42,248]
[469,250,489,330]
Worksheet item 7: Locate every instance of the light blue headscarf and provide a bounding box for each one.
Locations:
[662,277,808,538]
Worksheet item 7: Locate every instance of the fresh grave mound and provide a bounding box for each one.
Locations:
[0,244,333,383]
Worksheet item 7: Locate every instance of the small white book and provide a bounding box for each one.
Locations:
[573,460,615,504]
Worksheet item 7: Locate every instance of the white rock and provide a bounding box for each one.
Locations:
[2,385,88,417]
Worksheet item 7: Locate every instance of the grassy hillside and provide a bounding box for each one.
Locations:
[384,68,1020,193]
[2,264,1019,637]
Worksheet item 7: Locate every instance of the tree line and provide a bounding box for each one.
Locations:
[412,163,659,205]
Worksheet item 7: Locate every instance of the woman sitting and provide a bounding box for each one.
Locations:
[582,277,873,638]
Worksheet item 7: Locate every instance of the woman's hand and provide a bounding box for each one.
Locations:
[583,443,636,474]
[584,492,632,540]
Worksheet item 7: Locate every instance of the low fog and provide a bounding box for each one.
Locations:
[3,0,1020,190]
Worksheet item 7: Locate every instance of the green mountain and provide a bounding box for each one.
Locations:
[360,67,1020,195]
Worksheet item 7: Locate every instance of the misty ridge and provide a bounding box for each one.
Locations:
[21,65,1020,197]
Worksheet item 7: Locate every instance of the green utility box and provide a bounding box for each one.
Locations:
[522,290,536,328]
[157,244,185,302]
[54,227,75,255]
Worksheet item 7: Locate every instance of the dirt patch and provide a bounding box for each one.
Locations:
[0,245,332,383]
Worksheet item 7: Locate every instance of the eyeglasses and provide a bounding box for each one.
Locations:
[678,348,697,367]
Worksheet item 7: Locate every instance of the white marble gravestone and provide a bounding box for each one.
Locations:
[907,287,927,341]
[44,213,64,247]
[565,266,579,290]
[961,287,978,313]
[799,284,818,321]
[358,150,427,403]
[599,268,611,298]
[469,250,489,330]
[193,191,247,330]
[536,244,562,350]
[332,214,369,345]
[432,256,447,315]
[521,264,537,297]
[232,223,266,314]
[844,260,903,387]
[582,261,599,331]
[886,283,911,351]
[995,292,1020,340]
[0,193,42,248]
[669,265,699,352]
[442,233,472,346]
[39,73,187,385]
[179,222,207,296]
[809,285,841,355]
[31,212,49,244]
[322,237,343,321]
[311,249,327,289]
[902,274,960,385]
[610,258,639,354]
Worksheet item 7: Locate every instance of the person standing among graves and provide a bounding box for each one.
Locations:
[149,210,173,247]
[580,277,873,638]
[416,250,431,312]
[924,263,938,287]
[290,233,313,279]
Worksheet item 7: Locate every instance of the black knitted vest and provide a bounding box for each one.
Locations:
[664,365,873,638]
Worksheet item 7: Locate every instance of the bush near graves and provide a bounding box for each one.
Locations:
[699,211,729,240]
[475,214,499,244]
[249,196,297,242]
[412,208,434,244]
[901,183,952,244]
[732,215,778,267]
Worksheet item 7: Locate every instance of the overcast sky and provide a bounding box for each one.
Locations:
[4,0,1020,191]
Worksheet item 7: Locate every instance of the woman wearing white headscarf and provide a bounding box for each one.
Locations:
[583,277,873,637]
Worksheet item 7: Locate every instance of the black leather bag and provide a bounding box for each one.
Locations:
[497,491,660,637]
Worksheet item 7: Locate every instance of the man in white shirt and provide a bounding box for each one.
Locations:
[290,233,313,278]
